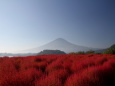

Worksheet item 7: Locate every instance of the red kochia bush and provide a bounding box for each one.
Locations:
[71,59,95,73]
[0,54,115,86]
[0,68,42,86]
[48,69,69,84]
[65,66,101,86]
[35,69,69,86]
[45,60,63,73]
[65,59,115,86]
[0,59,17,78]
[35,74,63,86]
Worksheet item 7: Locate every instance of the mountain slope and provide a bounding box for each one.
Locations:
[19,38,99,53]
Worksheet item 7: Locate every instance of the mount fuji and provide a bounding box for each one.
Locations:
[18,38,99,53]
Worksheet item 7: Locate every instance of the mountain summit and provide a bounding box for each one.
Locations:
[19,38,98,53]
[53,38,69,42]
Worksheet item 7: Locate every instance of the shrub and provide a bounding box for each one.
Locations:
[103,48,115,54]
[0,68,42,86]
[85,50,95,54]
[35,74,63,86]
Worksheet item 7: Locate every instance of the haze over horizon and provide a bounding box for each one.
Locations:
[0,0,115,53]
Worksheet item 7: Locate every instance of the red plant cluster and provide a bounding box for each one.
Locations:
[0,54,115,86]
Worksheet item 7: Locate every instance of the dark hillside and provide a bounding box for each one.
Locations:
[38,50,66,55]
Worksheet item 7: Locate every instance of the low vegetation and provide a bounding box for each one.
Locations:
[38,50,66,55]
[0,54,115,86]
[69,44,115,55]
[103,44,115,54]
[69,50,95,55]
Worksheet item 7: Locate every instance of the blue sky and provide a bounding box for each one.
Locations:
[0,0,115,53]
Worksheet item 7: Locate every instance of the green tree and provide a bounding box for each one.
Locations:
[85,50,95,54]
[76,51,85,55]
[103,48,115,54]
[103,44,115,54]
[69,52,76,55]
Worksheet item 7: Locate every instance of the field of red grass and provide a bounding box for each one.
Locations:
[0,54,115,86]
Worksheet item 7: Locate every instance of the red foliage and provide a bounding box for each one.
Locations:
[0,54,115,86]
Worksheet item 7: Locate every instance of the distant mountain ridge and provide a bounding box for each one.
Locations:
[0,39,114,57]
[18,38,100,53]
